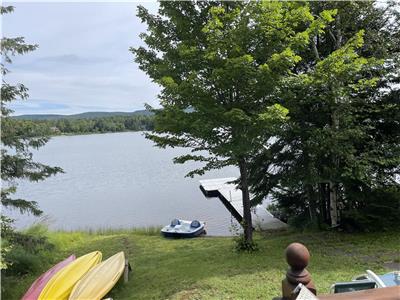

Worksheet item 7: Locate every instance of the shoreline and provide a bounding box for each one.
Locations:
[16,223,237,237]
[47,129,151,138]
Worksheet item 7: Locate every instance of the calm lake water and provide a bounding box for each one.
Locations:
[10,132,239,236]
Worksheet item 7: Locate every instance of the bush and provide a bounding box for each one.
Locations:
[341,185,400,232]
[267,192,319,230]
[3,246,44,275]
[233,235,259,252]
[267,184,399,232]
[2,223,54,276]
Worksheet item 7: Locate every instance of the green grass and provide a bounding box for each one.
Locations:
[3,229,399,300]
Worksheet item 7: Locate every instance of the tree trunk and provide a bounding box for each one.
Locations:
[330,109,340,227]
[335,14,343,50]
[319,183,329,224]
[329,181,338,227]
[324,11,343,228]
[238,158,253,244]
[306,184,317,223]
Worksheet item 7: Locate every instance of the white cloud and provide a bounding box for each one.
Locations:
[3,2,160,114]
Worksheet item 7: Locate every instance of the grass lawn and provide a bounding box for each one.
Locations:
[3,229,399,300]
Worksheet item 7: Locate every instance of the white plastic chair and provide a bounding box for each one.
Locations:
[366,269,386,288]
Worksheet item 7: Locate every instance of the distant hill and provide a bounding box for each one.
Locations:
[13,110,153,120]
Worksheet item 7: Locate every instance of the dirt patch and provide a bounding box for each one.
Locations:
[383,262,400,271]
[173,288,202,300]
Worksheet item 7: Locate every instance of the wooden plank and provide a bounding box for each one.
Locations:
[199,178,243,224]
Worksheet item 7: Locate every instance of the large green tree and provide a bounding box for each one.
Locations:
[1,6,62,240]
[133,1,339,244]
[248,1,400,229]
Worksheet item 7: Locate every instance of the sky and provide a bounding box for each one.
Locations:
[2,2,160,115]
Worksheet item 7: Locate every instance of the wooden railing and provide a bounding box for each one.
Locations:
[280,243,400,300]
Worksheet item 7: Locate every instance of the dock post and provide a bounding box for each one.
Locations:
[124,258,130,283]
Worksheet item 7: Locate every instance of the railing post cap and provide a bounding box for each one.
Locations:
[285,242,310,271]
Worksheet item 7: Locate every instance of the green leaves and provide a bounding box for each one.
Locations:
[297,29,384,97]
[314,30,367,79]
[223,108,251,124]
[259,104,289,122]
[269,48,302,72]
[159,76,178,90]
[308,9,338,35]
[247,1,400,229]
[319,9,337,23]
[133,1,338,176]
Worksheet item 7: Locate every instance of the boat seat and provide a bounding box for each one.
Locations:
[170,219,181,227]
[190,220,201,228]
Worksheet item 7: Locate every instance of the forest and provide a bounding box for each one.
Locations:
[11,114,154,136]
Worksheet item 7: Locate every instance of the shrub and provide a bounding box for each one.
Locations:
[341,185,400,232]
[233,234,259,252]
[2,223,54,276]
[3,246,44,275]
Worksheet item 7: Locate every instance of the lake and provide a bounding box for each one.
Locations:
[10,132,239,236]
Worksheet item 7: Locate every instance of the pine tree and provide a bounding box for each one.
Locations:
[1,6,63,219]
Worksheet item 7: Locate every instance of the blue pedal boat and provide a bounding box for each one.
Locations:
[161,219,206,238]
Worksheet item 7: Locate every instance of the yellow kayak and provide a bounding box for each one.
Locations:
[69,252,125,300]
[38,251,102,300]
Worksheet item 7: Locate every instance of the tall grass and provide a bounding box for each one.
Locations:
[52,225,162,236]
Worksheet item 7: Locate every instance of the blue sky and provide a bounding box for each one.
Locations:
[2,2,160,115]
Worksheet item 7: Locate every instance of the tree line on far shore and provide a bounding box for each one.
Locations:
[11,114,154,136]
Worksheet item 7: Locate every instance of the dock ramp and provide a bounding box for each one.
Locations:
[199,177,287,230]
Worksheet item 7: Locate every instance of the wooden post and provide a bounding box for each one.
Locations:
[282,243,316,300]
[124,258,130,283]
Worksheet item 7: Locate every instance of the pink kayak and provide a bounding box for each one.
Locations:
[21,254,76,300]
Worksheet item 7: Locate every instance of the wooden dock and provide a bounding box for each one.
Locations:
[199,178,287,230]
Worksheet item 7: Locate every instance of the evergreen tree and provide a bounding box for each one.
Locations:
[1,6,62,221]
